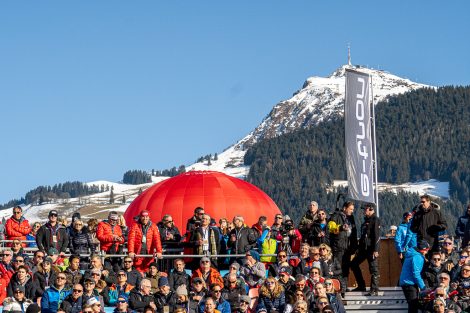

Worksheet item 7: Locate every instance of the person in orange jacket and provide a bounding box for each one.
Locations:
[5,206,32,247]
[127,210,163,272]
[96,211,125,272]
[191,257,224,290]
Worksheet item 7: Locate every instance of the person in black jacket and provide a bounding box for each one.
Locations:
[227,216,257,256]
[410,195,447,252]
[129,279,156,312]
[153,277,177,313]
[456,204,470,248]
[60,284,84,313]
[168,258,190,293]
[36,210,69,254]
[7,265,36,301]
[350,203,381,295]
[328,201,358,294]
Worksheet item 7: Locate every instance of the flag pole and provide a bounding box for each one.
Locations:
[370,75,380,217]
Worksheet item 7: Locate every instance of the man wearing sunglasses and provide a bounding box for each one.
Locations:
[41,273,72,313]
[0,250,15,284]
[191,257,224,290]
[350,203,381,296]
[36,210,69,255]
[2,285,34,313]
[157,214,181,249]
[5,206,32,246]
[114,294,131,313]
[61,283,84,313]
[410,195,447,252]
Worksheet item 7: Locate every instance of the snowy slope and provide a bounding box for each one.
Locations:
[188,64,430,176]
[0,176,168,223]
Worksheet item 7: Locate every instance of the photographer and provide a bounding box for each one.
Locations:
[276,216,302,255]
[186,207,205,233]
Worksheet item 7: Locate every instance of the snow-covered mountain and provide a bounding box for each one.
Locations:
[188,64,430,176]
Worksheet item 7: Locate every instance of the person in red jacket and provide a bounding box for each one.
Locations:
[5,206,32,247]
[128,210,163,272]
[96,211,125,272]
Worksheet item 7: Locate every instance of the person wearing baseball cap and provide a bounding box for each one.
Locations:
[399,239,430,313]
[36,209,69,255]
[96,211,125,272]
[395,212,417,262]
[127,209,163,272]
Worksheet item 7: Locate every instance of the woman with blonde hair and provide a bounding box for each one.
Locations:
[292,300,308,313]
[319,243,342,281]
[256,277,286,313]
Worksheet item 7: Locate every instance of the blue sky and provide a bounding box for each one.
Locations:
[1,1,469,204]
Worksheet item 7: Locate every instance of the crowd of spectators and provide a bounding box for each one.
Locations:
[0,195,468,313]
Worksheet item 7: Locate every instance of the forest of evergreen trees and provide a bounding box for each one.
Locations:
[19,181,101,206]
[245,86,470,234]
[152,165,186,177]
[123,170,152,185]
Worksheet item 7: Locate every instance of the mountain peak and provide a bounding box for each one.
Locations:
[188,65,431,176]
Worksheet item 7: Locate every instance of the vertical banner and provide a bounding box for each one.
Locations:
[345,69,376,204]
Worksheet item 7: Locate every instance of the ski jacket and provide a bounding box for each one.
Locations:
[5,216,31,241]
[40,285,72,313]
[394,222,417,253]
[128,221,162,255]
[96,220,125,253]
[68,227,94,255]
[399,248,426,290]
[191,268,224,289]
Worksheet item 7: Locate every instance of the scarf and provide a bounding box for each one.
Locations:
[196,227,217,259]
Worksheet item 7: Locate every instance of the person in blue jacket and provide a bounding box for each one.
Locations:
[395,212,417,262]
[399,240,430,313]
[41,272,72,313]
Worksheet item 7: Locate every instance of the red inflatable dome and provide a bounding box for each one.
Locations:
[124,170,281,232]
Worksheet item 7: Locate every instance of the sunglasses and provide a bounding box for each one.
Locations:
[229,281,237,284]
[165,220,173,223]
[84,311,94,313]
[278,255,287,258]
[14,290,24,294]
[461,255,469,258]
[432,258,441,261]
[57,277,66,280]
[201,261,210,263]
[124,260,133,263]
[241,301,249,305]
[50,214,58,217]
[13,211,22,214]
[73,289,83,293]
[311,271,319,274]
[213,290,221,293]
[443,242,453,245]
[2,254,12,257]
[118,274,127,277]
[92,273,101,276]
[118,300,127,303]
